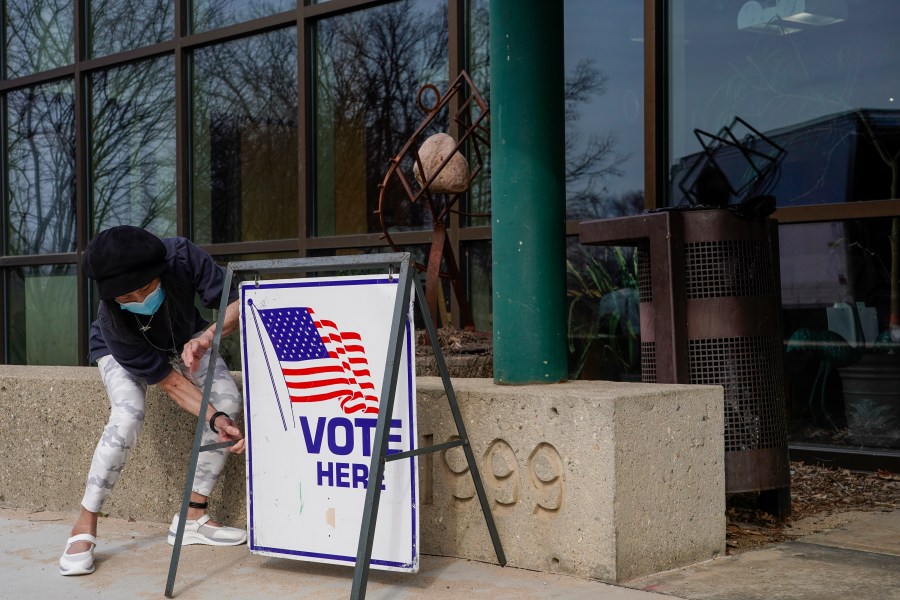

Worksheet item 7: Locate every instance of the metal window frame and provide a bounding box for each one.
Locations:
[1,0,896,384]
[0,0,489,366]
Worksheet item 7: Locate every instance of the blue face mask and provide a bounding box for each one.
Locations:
[119,283,165,316]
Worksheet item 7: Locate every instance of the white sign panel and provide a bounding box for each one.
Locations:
[239,274,418,572]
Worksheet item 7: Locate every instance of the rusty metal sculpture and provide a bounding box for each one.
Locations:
[376,71,489,331]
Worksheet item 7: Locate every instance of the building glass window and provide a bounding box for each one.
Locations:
[668,0,900,207]
[666,1,900,460]
[467,0,490,123]
[190,0,295,34]
[191,28,298,244]
[90,57,177,237]
[781,217,900,450]
[312,0,449,238]
[6,80,76,255]
[5,0,74,78]
[566,237,641,381]
[463,240,492,332]
[561,1,644,380]
[464,0,491,226]
[88,0,173,59]
[564,0,644,221]
[6,265,78,365]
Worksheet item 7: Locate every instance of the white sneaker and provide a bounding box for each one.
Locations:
[167,514,247,546]
[59,534,96,576]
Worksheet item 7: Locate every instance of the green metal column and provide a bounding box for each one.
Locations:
[490,0,567,384]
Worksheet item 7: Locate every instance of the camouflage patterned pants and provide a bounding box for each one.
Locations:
[80,349,242,513]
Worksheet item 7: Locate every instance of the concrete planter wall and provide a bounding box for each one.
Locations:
[0,366,724,583]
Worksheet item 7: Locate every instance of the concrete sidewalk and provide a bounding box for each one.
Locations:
[0,507,665,600]
[629,509,900,600]
[3,507,899,600]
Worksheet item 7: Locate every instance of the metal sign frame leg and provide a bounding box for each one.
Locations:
[165,253,414,597]
[350,269,506,600]
[410,272,506,564]
[164,266,237,598]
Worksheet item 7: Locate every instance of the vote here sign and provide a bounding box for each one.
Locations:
[239,274,418,572]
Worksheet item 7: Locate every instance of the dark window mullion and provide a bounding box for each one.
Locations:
[75,0,90,365]
[175,0,190,237]
[0,80,7,362]
[298,7,310,256]
[447,0,464,327]
[651,0,668,210]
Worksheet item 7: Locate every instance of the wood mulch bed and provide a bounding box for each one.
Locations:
[726,462,900,554]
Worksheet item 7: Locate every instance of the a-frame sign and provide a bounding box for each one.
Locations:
[164,252,505,599]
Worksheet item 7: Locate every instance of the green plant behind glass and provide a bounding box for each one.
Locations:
[566,246,640,379]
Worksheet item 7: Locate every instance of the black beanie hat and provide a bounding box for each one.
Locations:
[82,226,168,300]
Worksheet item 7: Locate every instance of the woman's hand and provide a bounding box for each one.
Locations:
[159,370,244,454]
[182,300,240,373]
[182,330,213,373]
[214,414,245,454]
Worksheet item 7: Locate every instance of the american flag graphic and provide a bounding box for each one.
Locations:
[255,306,379,414]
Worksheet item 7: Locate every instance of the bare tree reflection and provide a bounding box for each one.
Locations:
[5,0,177,256]
[191,27,298,243]
[468,2,638,224]
[315,0,448,235]
[565,59,633,216]
[465,0,491,222]
[7,84,76,255]
[5,0,73,77]
[90,58,177,235]
[89,0,172,57]
[191,0,294,33]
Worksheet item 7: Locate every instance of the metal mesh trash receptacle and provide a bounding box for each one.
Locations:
[580,208,790,512]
